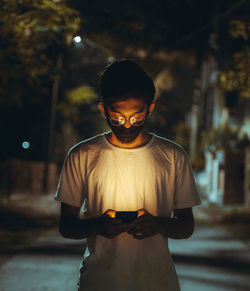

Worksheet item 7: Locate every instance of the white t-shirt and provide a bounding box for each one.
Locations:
[54,131,201,291]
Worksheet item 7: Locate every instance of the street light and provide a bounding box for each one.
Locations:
[73,36,81,44]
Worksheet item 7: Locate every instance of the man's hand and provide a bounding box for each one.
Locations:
[97,209,132,239]
[128,208,194,240]
[128,209,160,239]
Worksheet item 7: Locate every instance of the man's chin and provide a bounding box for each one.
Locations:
[115,134,138,143]
[108,123,145,144]
[116,134,138,144]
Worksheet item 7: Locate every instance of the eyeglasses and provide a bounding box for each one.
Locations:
[104,106,149,127]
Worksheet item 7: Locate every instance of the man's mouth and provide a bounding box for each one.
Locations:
[118,132,138,138]
[119,133,134,137]
[114,130,139,143]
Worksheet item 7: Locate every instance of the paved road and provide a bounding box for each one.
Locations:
[0,225,250,291]
[169,224,250,291]
[0,229,84,291]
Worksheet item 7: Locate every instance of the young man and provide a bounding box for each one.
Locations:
[54,60,201,291]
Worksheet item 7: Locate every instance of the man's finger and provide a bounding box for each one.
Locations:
[127,227,138,235]
[112,218,123,224]
[134,216,151,226]
[134,217,145,225]
[128,225,147,235]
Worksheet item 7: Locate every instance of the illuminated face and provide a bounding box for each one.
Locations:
[100,98,154,143]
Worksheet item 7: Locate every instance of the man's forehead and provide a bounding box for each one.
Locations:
[109,104,146,112]
[107,98,147,112]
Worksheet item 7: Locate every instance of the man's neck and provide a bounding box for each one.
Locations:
[106,130,152,149]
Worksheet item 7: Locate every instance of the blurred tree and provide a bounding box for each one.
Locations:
[0,0,81,160]
[173,123,191,153]
[57,84,104,143]
[66,85,98,105]
[202,123,250,153]
[146,60,196,140]
[56,40,109,147]
[0,0,81,105]
[220,19,250,99]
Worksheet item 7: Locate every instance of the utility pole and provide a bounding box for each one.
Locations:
[43,53,63,193]
[189,78,201,162]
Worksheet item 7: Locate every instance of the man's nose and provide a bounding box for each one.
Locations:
[123,118,131,128]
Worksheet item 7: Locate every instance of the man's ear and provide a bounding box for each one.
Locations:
[98,102,106,118]
[148,103,155,116]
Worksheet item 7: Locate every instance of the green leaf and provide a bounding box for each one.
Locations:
[66,85,98,104]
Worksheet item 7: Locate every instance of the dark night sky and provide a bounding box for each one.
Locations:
[67,0,249,53]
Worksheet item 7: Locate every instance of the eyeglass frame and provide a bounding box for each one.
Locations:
[103,103,150,127]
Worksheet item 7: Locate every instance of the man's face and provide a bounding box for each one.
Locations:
[99,98,154,143]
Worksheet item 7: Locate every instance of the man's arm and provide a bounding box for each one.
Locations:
[59,202,99,239]
[129,207,194,240]
[157,207,194,239]
[59,202,133,239]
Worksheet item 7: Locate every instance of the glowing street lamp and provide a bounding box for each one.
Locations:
[73,36,82,44]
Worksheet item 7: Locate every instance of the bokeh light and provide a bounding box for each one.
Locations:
[22,141,30,149]
[73,36,82,44]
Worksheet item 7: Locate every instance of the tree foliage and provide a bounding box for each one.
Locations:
[0,0,81,160]
[202,123,250,153]
[220,19,250,99]
[0,0,81,107]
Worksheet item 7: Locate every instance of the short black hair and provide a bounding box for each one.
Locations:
[100,59,155,106]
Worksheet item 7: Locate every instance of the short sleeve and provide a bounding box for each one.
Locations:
[54,147,85,207]
[173,147,201,209]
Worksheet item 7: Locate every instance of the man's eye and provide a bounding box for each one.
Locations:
[111,116,125,124]
[118,116,125,123]
[130,116,137,123]
[133,116,144,121]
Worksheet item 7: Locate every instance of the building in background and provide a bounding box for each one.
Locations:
[192,53,250,209]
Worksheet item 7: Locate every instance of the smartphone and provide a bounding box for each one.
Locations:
[115,211,138,223]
